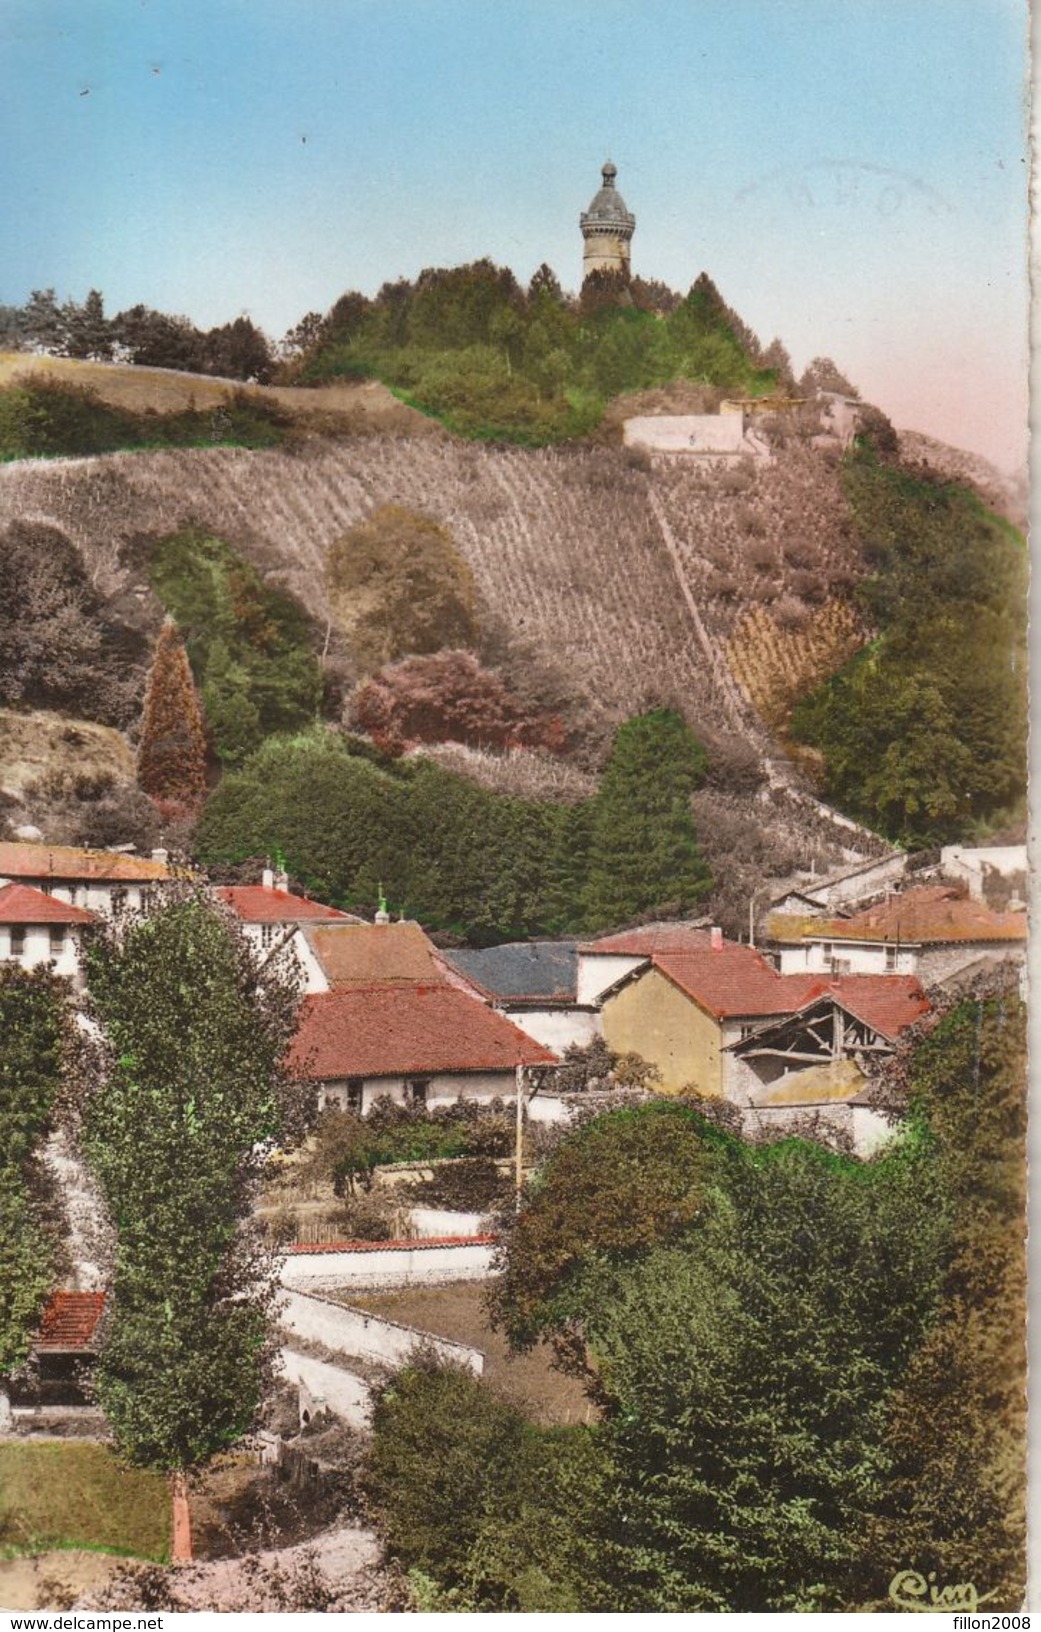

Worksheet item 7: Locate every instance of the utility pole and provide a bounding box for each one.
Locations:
[515,1062,525,1206]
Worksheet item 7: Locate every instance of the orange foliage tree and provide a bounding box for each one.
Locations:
[137,619,208,817]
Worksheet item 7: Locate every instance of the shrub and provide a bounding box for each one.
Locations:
[327,507,478,674]
[351,649,566,757]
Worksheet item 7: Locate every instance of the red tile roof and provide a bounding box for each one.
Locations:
[0,841,172,883]
[301,921,457,988]
[650,946,820,1020]
[578,923,714,956]
[776,885,1026,947]
[0,883,94,925]
[35,1291,106,1350]
[217,885,355,925]
[289,982,557,1080]
[824,974,930,1039]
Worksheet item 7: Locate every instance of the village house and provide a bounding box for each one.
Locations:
[767,884,1027,984]
[598,934,928,1151]
[288,917,484,997]
[575,920,715,1008]
[439,941,599,1052]
[0,882,94,987]
[216,867,361,958]
[288,981,556,1115]
[0,840,174,917]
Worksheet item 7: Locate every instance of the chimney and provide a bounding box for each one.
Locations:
[274,869,289,894]
[374,882,390,925]
[710,926,723,952]
[261,867,275,890]
[151,848,169,866]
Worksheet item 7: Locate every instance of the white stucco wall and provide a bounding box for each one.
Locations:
[941,845,1027,901]
[316,1071,519,1116]
[277,1347,372,1429]
[576,952,645,1007]
[623,414,747,454]
[776,939,918,976]
[0,924,83,984]
[810,854,908,909]
[277,1289,484,1375]
[502,1005,599,1051]
[279,1238,497,1291]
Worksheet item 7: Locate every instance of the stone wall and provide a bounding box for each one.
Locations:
[278,1288,484,1375]
[279,1234,497,1291]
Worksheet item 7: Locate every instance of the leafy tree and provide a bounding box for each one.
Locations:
[799,355,859,396]
[137,618,209,815]
[365,1358,610,1610]
[491,1098,949,1610]
[326,506,479,673]
[79,893,303,1467]
[488,1101,714,1357]
[200,316,273,383]
[148,527,322,766]
[0,968,67,1382]
[0,520,144,724]
[584,1138,947,1611]
[583,709,710,930]
[852,989,1027,1608]
[791,450,1027,842]
[111,305,204,371]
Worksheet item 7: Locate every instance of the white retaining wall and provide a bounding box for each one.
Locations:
[278,1288,484,1376]
[279,1235,497,1291]
[409,1207,488,1238]
[277,1347,372,1429]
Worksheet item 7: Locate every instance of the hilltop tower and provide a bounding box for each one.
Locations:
[580,160,636,282]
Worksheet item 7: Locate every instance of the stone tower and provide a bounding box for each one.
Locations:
[580,160,636,281]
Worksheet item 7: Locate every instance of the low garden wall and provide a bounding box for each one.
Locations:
[408,1206,488,1237]
[277,1288,484,1376]
[279,1233,498,1291]
[277,1348,373,1430]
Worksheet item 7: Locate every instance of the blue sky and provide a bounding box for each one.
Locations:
[0,0,1029,469]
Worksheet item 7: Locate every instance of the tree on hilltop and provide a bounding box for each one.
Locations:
[137,618,208,816]
[799,356,859,397]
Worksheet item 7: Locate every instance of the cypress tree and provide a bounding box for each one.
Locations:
[137,618,208,814]
[582,709,711,931]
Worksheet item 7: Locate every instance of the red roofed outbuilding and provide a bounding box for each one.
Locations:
[288,981,557,1115]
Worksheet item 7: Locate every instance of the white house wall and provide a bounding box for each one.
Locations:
[502,1005,599,1052]
[316,1070,521,1115]
[0,924,83,984]
[576,952,645,1006]
[775,939,917,976]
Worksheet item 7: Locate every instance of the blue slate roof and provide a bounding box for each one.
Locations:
[442,941,579,1004]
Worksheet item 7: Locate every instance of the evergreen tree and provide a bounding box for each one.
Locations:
[583,709,711,931]
[79,893,303,1468]
[137,618,208,814]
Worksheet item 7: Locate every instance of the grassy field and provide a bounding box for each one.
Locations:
[0,1442,170,1562]
[0,351,440,436]
[340,1282,593,1429]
